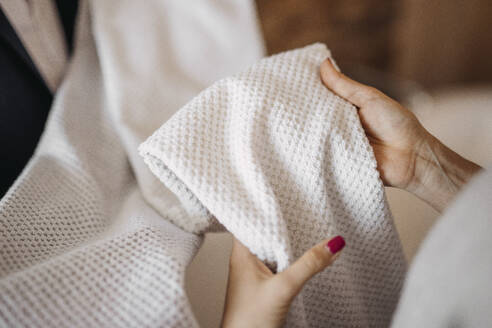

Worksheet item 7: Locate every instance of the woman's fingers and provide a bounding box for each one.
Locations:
[230,238,273,278]
[224,236,346,327]
[230,238,254,262]
[320,59,377,107]
[230,238,259,270]
[275,236,345,298]
[229,235,345,300]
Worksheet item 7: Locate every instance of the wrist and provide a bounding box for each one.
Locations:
[406,132,481,212]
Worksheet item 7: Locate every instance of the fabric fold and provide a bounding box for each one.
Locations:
[0,1,264,327]
[140,43,407,327]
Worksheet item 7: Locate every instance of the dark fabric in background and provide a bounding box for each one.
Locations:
[0,1,78,198]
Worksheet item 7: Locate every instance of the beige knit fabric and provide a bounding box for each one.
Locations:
[0,1,404,326]
[0,1,263,327]
[140,44,406,327]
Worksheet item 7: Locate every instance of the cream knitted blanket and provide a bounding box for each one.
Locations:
[140,44,406,327]
[0,1,262,327]
[0,1,405,327]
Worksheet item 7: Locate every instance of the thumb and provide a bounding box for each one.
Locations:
[320,58,376,108]
[275,236,345,298]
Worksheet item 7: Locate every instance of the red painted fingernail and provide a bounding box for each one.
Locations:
[326,236,345,254]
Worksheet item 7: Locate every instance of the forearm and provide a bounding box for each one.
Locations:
[407,133,482,212]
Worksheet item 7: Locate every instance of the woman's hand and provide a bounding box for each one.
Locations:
[221,236,345,328]
[320,59,481,212]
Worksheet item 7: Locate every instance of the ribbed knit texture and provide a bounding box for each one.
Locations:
[140,44,406,327]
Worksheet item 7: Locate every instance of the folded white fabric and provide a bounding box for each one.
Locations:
[140,43,406,327]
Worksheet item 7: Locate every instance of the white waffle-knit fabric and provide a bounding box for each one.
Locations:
[0,0,264,327]
[140,44,407,327]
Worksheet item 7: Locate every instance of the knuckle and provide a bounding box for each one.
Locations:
[364,87,382,100]
[302,248,326,273]
[353,87,381,106]
[331,72,345,88]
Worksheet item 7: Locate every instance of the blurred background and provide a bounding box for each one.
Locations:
[186,1,492,327]
[256,0,492,91]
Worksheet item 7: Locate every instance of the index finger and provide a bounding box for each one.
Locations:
[320,58,377,107]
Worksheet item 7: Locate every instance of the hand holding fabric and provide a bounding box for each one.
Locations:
[221,236,345,328]
[320,59,481,212]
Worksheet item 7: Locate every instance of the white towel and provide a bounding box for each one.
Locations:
[0,0,405,326]
[140,44,406,327]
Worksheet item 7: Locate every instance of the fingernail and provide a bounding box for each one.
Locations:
[326,236,345,254]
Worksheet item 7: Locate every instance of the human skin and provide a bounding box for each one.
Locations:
[221,236,345,328]
[320,58,482,213]
[221,59,482,328]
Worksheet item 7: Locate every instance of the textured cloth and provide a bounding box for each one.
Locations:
[140,43,407,327]
[0,0,263,327]
[391,168,492,328]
